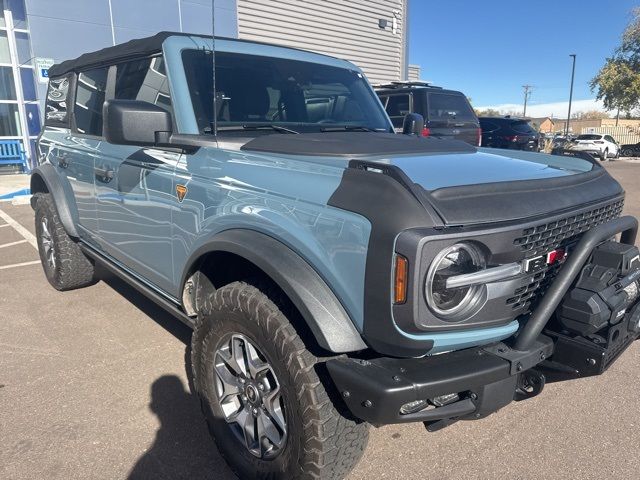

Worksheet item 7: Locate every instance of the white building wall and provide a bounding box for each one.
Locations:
[237,0,408,84]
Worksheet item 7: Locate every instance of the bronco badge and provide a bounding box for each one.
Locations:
[176,184,188,202]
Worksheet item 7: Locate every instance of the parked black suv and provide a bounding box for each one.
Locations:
[479,116,540,151]
[375,82,481,146]
[621,142,640,157]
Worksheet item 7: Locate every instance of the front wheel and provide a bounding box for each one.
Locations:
[34,193,95,291]
[191,281,369,479]
[622,148,634,157]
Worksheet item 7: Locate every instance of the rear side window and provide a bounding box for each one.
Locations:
[45,75,71,126]
[115,56,173,116]
[510,120,536,134]
[383,94,411,119]
[74,67,108,136]
[427,93,476,122]
[479,120,499,133]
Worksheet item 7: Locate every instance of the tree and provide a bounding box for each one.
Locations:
[474,108,502,117]
[574,110,610,120]
[590,58,640,113]
[590,8,640,117]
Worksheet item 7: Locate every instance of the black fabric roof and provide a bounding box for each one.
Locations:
[241,132,476,157]
[49,32,188,77]
[49,31,343,78]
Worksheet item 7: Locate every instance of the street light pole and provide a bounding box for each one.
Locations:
[565,54,576,136]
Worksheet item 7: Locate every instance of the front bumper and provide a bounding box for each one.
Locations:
[326,336,553,426]
[328,216,639,428]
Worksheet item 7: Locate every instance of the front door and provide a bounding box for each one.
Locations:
[90,56,179,294]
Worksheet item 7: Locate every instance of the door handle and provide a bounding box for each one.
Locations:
[95,166,115,183]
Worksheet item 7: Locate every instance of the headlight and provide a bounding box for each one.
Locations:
[425,242,486,320]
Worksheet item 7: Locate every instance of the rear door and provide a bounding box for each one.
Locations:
[379,92,412,131]
[425,92,479,145]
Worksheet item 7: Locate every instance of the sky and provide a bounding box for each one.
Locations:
[408,0,639,117]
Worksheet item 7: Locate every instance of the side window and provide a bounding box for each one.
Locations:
[385,94,411,119]
[115,56,173,116]
[480,121,499,133]
[605,135,616,143]
[45,75,71,126]
[74,67,108,136]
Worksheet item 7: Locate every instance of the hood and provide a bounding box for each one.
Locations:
[242,132,624,225]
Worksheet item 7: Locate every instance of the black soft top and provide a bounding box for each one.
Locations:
[48,32,193,77]
[48,31,343,78]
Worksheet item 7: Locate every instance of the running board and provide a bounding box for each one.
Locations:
[79,243,195,328]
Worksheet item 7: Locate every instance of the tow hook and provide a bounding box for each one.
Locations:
[514,369,546,401]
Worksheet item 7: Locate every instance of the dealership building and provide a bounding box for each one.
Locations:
[0,0,409,166]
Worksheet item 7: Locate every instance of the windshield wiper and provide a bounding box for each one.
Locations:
[205,124,300,134]
[319,125,380,132]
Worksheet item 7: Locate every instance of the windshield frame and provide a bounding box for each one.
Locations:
[178,47,393,136]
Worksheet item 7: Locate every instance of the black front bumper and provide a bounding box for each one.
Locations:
[327,216,640,427]
[326,336,553,426]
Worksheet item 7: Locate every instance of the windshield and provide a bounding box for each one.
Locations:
[182,50,391,134]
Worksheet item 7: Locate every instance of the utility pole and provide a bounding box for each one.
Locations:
[565,54,577,136]
[522,85,533,117]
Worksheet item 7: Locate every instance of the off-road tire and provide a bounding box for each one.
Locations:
[191,281,369,480]
[623,148,633,157]
[34,193,94,291]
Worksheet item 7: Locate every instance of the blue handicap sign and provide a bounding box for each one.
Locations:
[41,68,49,78]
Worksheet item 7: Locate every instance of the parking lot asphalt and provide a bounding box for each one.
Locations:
[1,160,639,480]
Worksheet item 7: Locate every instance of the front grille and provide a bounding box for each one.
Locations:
[507,199,625,311]
[513,200,624,258]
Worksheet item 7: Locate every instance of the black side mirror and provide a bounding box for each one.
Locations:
[103,99,172,147]
[402,113,424,136]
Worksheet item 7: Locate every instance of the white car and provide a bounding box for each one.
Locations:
[566,134,620,161]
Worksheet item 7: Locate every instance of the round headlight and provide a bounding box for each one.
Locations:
[425,242,486,319]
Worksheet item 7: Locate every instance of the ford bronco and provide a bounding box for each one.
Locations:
[32,33,640,479]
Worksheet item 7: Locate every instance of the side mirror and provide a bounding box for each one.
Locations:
[103,99,172,147]
[402,113,424,136]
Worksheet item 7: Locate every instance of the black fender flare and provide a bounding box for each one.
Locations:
[30,163,80,238]
[182,229,368,354]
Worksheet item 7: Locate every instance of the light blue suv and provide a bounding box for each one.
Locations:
[32,32,640,479]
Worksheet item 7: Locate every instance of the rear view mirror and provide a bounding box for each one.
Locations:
[103,99,172,147]
[402,113,424,136]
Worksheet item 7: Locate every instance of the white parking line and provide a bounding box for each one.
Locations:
[0,239,27,249]
[0,208,37,250]
[0,260,40,271]
[0,224,10,228]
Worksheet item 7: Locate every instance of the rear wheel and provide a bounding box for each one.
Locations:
[600,148,608,161]
[191,281,369,480]
[622,148,634,157]
[34,193,94,291]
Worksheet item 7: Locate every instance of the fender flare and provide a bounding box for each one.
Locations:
[30,164,79,238]
[182,229,368,354]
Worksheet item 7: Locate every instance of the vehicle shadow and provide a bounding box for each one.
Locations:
[126,375,237,480]
[96,268,236,479]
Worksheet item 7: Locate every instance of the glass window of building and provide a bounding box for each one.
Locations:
[0,103,21,136]
[0,65,16,99]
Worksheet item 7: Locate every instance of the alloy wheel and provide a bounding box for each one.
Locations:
[40,217,56,270]
[213,333,287,459]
